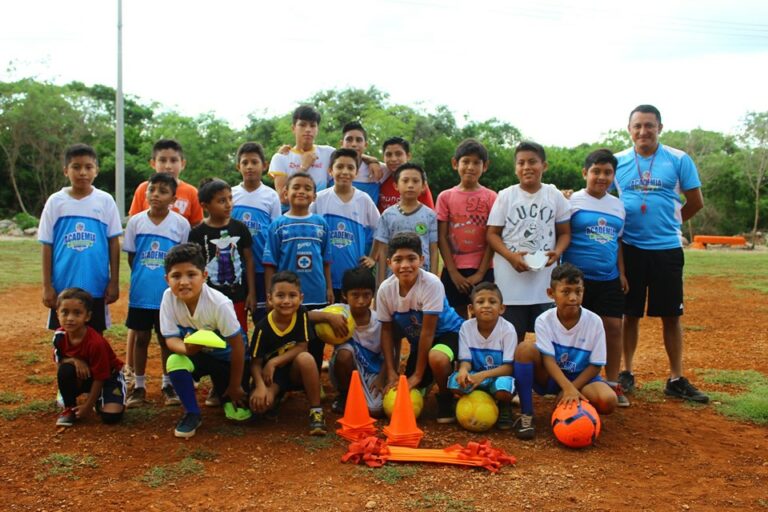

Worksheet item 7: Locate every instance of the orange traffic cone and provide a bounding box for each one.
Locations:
[337,370,377,440]
[382,375,423,447]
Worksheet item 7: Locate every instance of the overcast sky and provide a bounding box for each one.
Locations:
[3,0,768,147]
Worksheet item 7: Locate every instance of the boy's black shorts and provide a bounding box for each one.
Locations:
[502,303,553,338]
[582,278,625,319]
[440,268,494,317]
[622,243,684,317]
[48,297,107,333]
[403,330,459,390]
[125,307,161,333]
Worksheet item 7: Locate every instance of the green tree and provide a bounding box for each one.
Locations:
[738,112,768,244]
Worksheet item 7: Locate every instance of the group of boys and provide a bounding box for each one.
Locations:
[40,103,707,441]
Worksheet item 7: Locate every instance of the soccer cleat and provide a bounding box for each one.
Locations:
[204,388,221,407]
[513,413,535,440]
[664,377,709,404]
[56,407,77,427]
[497,402,514,430]
[308,409,327,436]
[122,365,136,392]
[174,413,202,438]
[436,394,457,424]
[162,385,181,406]
[612,384,631,408]
[126,387,146,408]
[331,394,347,415]
[618,371,635,394]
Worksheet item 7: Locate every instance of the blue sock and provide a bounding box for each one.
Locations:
[514,361,534,416]
[168,370,200,415]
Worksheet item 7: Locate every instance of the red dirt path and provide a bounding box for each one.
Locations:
[1,276,767,511]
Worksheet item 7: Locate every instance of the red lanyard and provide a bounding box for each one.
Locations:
[633,149,656,214]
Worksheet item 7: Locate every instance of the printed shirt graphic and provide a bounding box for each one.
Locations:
[310,188,380,289]
[250,307,313,362]
[268,145,335,211]
[53,327,124,380]
[129,180,203,226]
[159,284,243,362]
[189,220,253,303]
[123,210,190,309]
[347,309,384,375]
[562,190,625,281]
[352,161,390,205]
[487,184,571,305]
[376,269,464,345]
[38,187,123,297]
[458,317,517,371]
[534,307,606,381]
[262,214,332,306]
[232,184,281,273]
[436,185,497,269]
[377,176,435,213]
[375,204,438,271]
[614,144,701,250]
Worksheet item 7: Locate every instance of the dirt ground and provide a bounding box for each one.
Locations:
[1,274,767,512]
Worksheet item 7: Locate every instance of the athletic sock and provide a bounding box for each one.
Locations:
[168,370,200,414]
[514,361,534,416]
[135,375,146,389]
[606,380,618,387]
[161,374,171,388]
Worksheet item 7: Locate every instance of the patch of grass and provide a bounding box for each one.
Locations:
[103,324,128,340]
[26,374,55,385]
[291,435,335,453]
[683,324,706,332]
[121,406,162,425]
[0,391,24,404]
[0,399,56,420]
[139,457,204,488]
[35,453,98,481]
[361,464,418,484]
[632,379,665,403]
[407,492,475,512]
[211,424,245,437]
[696,369,768,424]
[685,251,768,294]
[699,369,767,388]
[175,446,218,461]
[0,240,41,290]
[15,351,42,365]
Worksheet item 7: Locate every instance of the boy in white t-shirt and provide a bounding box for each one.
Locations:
[512,263,617,440]
[487,141,571,342]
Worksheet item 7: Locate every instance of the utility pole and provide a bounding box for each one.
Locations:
[115,0,125,218]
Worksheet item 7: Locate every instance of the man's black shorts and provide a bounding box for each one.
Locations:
[622,243,684,317]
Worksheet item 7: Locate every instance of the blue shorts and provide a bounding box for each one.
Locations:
[447,372,515,395]
[534,375,604,396]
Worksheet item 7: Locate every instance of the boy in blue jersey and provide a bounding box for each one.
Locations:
[263,172,333,373]
[123,173,190,408]
[160,243,248,439]
[562,149,629,407]
[328,266,385,416]
[447,282,516,429]
[377,232,464,423]
[513,263,617,440]
[310,148,380,301]
[231,142,281,322]
[339,121,384,205]
[39,144,122,334]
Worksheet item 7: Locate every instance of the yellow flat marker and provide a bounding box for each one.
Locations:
[184,330,227,349]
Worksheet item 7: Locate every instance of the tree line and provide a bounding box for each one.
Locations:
[1,78,766,240]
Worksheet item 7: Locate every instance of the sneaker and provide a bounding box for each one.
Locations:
[612,384,631,408]
[122,365,136,391]
[331,394,347,415]
[56,407,77,427]
[436,394,456,424]
[497,402,514,430]
[126,387,147,408]
[664,377,710,404]
[55,391,64,408]
[174,413,202,438]
[513,414,535,440]
[162,385,181,406]
[205,388,221,407]
[618,371,635,394]
[308,409,327,436]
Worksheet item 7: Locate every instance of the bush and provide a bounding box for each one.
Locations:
[13,212,39,231]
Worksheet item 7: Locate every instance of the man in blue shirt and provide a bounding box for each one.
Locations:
[614,104,708,403]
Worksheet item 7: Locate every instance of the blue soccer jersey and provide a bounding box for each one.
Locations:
[123,210,190,310]
[614,144,701,250]
[38,188,123,298]
[376,269,464,345]
[535,307,606,381]
[562,190,625,281]
[232,184,281,273]
[310,188,380,289]
[262,214,332,306]
[352,161,388,206]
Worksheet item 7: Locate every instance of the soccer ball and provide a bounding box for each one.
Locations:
[314,304,356,345]
[456,390,498,432]
[551,400,601,448]
[382,388,424,418]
